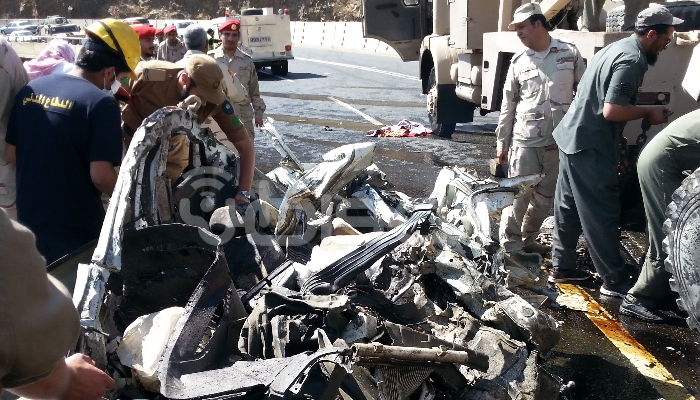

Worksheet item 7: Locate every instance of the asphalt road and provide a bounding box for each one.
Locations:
[252,45,700,400]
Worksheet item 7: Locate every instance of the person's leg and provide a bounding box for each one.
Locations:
[581,0,606,31]
[522,144,558,249]
[622,0,651,31]
[500,145,538,251]
[631,146,678,296]
[551,150,584,271]
[568,150,628,290]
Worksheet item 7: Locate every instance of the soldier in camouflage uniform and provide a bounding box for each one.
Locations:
[209,19,266,139]
[496,3,586,254]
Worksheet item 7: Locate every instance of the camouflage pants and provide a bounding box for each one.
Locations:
[499,144,559,252]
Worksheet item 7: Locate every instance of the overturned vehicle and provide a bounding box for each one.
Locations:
[53,100,574,399]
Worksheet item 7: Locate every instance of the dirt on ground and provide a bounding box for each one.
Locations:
[4,0,362,22]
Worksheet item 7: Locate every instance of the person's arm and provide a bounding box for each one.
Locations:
[248,64,266,125]
[573,47,586,92]
[232,136,255,194]
[211,107,255,203]
[602,60,669,125]
[88,98,123,195]
[495,63,518,164]
[603,103,668,124]
[90,161,118,194]
[5,143,16,165]
[9,354,115,400]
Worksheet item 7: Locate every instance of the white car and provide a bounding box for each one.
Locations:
[8,30,38,42]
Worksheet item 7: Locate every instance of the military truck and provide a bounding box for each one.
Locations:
[362,0,700,141]
[210,7,294,76]
[37,15,81,36]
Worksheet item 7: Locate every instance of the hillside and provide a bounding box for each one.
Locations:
[2,0,362,21]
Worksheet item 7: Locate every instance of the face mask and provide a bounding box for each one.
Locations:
[102,72,121,95]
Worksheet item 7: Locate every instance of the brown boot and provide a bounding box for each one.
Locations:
[521,242,551,255]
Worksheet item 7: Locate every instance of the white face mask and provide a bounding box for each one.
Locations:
[102,72,121,95]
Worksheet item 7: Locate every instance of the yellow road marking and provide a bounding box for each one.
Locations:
[557,284,695,400]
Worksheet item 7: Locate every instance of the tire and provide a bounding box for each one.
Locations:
[607,2,700,32]
[241,8,264,15]
[663,166,700,333]
[271,61,288,76]
[427,67,456,138]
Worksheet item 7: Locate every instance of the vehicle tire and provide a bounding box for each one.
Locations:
[607,2,700,32]
[427,67,456,138]
[241,8,264,15]
[663,166,700,333]
[271,61,288,76]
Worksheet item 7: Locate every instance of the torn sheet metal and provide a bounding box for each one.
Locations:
[276,142,376,237]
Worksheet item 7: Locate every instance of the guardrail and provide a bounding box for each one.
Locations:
[3,19,399,59]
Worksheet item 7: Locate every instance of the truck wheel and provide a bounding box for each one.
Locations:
[607,2,700,32]
[271,61,288,76]
[427,67,456,138]
[664,166,700,333]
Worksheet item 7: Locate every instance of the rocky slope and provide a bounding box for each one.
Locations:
[3,0,362,22]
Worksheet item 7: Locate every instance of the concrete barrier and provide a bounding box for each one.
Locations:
[2,18,399,57]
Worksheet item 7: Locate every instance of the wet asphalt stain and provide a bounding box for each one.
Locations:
[261,92,423,108]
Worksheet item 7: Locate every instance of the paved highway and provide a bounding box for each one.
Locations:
[251,45,700,400]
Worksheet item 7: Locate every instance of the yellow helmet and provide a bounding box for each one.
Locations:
[84,18,140,77]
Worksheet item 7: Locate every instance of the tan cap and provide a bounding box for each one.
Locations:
[636,6,684,29]
[185,54,226,105]
[508,3,543,30]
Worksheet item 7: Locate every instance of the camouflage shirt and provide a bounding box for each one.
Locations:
[496,38,586,152]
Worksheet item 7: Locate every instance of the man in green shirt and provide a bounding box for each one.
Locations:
[548,6,681,298]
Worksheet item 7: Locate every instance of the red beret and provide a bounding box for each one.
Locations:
[155,28,163,35]
[163,25,177,34]
[132,24,156,39]
[219,19,240,32]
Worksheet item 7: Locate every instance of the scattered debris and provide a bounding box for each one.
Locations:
[366,119,432,137]
[57,111,575,399]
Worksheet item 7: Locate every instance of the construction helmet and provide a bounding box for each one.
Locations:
[84,18,140,77]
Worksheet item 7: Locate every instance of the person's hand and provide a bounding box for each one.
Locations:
[255,118,264,127]
[647,106,671,125]
[234,192,251,205]
[497,150,508,165]
[60,353,115,400]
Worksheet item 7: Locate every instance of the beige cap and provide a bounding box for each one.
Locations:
[508,2,543,31]
[636,6,684,29]
[185,54,226,105]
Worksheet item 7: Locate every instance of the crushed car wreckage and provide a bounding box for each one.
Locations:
[52,103,575,399]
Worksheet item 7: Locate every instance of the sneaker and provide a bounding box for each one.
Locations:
[600,282,633,298]
[619,296,667,322]
[522,242,552,255]
[547,267,592,283]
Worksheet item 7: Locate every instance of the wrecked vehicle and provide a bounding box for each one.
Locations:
[52,100,574,399]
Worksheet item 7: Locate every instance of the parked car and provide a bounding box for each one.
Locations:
[1,20,38,35]
[37,16,81,36]
[175,21,195,30]
[8,29,39,42]
[122,17,151,26]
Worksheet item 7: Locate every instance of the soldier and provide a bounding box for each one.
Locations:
[156,25,186,63]
[620,109,700,322]
[548,7,681,298]
[155,28,164,45]
[132,24,156,62]
[121,55,255,205]
[209,19,266,139]
[496,3,586,255]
